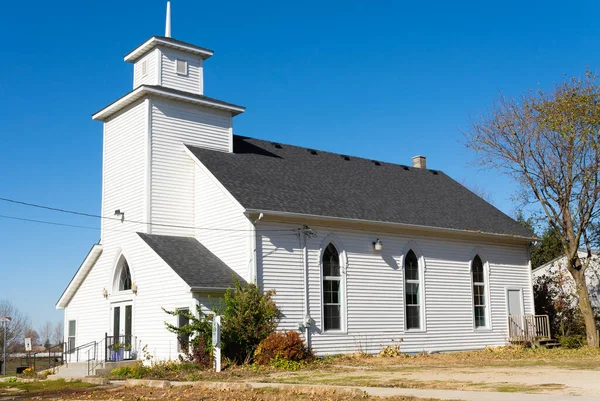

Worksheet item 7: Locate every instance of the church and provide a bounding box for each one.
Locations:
[56,4,536,365]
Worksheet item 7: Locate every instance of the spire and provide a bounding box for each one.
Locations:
[165,1,172,38]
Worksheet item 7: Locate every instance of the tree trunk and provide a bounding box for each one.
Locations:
[571,268,599,346]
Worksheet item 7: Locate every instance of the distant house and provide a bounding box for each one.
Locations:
[532,251,600,309]
[55,29,537,362]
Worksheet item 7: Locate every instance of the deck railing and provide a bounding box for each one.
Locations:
[508,314,551,343]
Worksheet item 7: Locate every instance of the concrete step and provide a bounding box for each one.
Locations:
[50,362,102,378]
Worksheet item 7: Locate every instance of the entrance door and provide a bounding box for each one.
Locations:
[507,289,523,316]
[111,302,133,346]
[507,289,524,339]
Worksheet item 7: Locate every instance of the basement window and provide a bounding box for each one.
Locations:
[176,59,188,76]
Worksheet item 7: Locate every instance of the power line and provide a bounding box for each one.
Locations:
[0,196,300,233]
[0,213,303,238]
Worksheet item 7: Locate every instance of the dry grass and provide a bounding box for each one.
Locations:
[324,345,600,370]
[5,384,444,401]
[263,373,566,394]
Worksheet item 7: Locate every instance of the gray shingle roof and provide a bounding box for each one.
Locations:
[138,233,245,289]
[186,136,534,238]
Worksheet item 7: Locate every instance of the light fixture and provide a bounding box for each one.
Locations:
[132,282,138,295]
[114,209,125,222]
[102,288,108,299]
[373,239,383,251]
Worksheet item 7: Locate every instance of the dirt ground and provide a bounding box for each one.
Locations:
[259,364,600,396]
[0,383,438,401]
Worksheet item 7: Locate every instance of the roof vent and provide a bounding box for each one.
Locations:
[341,155,351,161]
[308,149,318,155]
[371,160,381,166]
[431,170,439,175]
[272,142,283,149]
[403,166,410,171]
[412,155,426,169]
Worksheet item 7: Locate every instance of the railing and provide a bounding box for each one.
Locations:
[508,314,551,343]
[105,334,137,362]
[31,343,65,371]
[64,341,97,365]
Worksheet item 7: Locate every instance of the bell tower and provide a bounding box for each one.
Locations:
[92,2,245,240]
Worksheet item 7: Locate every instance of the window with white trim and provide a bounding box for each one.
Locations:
[472,255,487,328]
[176,59,188,75]
[177,308,190,352]
[68,320,76,352]
[404,250,421,330]
[322,243,342,331]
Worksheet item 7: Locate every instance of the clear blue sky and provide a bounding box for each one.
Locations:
[1,0,599,329]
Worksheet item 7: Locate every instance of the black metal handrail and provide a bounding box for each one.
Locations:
[105,334,137,362]
[64,340,97,365]
[31,342,65,371]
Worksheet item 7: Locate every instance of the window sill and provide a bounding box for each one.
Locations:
[473,327,493,332]
[404,328,427,334]
[321,330,347,336]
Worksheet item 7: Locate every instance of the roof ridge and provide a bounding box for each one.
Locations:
[232,135,436,172]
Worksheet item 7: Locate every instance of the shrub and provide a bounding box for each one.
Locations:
[378,338,403,357]
[254,331,311,366]
[164,278,280,365]
[187,334,211,368]
[558,334,586,349]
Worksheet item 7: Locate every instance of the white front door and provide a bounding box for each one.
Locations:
[111,302,133,344]
[507,289,523,316]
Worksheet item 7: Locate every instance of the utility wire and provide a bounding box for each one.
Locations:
[0,213,303,238]
[0,196,302,233]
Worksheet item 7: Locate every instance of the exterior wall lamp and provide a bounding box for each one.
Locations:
[102,288,108,299]
[373,239,383,251]
[114,209,125,223]
[132,282,138,295]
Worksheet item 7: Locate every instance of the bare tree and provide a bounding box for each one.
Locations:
[466,71,600,346]
[458,178,496,205]
[23,327,40,347]
[53,321,64,346]
[0,300,30,352]
[39,321,53,350]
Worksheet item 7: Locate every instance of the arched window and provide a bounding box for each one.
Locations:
[118,260,132,291]
[472,255,487,328]
[322,243,341,331]
[404,250,421,330]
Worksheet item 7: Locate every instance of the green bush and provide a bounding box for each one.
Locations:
[164,278,280,365]
[558,335,586,349]
[254,331,311,366]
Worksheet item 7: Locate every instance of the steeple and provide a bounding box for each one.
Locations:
[93,2,245,122]
[165,1,171,38]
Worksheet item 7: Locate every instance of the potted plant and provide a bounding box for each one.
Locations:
[110,343,124,362]
[123,343,132,360]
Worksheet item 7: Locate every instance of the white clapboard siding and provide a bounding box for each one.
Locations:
[258,223,532,355]
[194,163,251,281]
[159,47,203,94]
[133,49,158,88]
[150,99,232,236]
[65,232,196,361]
[66,100,147,349]
[101,100,147,241]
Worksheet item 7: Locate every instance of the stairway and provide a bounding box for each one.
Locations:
[48,362,99,378]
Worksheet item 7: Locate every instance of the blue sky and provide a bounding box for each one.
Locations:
[1,0,599,330]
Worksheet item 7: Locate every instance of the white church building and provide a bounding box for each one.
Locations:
[56,10,538,362]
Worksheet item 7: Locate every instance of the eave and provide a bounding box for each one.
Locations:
[56,244,103,309]
[124,36,214,63]
[92,85,246,121]
[245,209,537,244]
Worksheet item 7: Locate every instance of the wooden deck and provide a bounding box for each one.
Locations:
[508,314,551,344]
